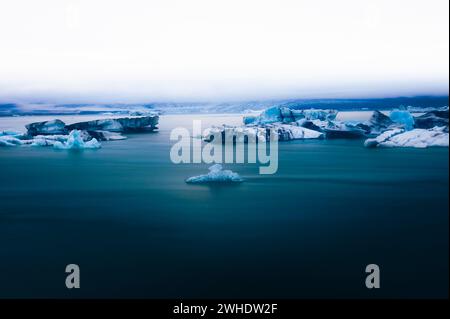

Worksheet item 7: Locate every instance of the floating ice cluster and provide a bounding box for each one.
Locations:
[1,115,159,149]
[1,130,101,149]
[201,106,449,149]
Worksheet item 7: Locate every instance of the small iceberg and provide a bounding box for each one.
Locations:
[364,127,449,148]
[53,130,101,150]
[186,164,243,184]
[364,128,405,148]
[0,135,25,147]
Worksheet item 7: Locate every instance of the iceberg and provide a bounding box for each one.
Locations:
[299,109,338,121]
[389,110,414,130]
[66,115,159,132]
[53,130,101,150]
[0,130,24,137]
[86,130,127,141]
[26,119,67,136]
[296,119,331,132]
[26,116,158,136]
[413,110,449,129]
[364,128,405,148]
[276,124,324,141]
[243,115,258,125]
[364,127,449,148]
[7,115,152,150]
[1,130,101,148]
[334,110,416,138]
[0,135,25,147]
[323,121,369,139]
[203,125,268,143]
[368,110,395,134]
[186,164,243,184]
[128,110,159,117]
[243,107,338,125]
[257,106,284,124]
[30,135,64,146]
[203,123,323,143]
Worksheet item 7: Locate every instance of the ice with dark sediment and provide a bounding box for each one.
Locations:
[201,106,449,148]
[65,115,159,132]
[413,110,449,129]
[1,115,154,148]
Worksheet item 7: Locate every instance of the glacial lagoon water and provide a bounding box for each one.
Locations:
[0,113,448,298]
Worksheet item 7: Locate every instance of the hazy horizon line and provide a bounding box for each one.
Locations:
[1,93,449,106]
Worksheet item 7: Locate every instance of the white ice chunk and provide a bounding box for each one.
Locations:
[186,164,243,184]
[364,128,404,147]
[0,135,24,147]
[99,131,128,141]
[203,125,267,143]
[365,127,448,148]
[278,124,324,139]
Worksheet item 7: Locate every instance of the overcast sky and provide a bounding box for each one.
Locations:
[0,0,448,103]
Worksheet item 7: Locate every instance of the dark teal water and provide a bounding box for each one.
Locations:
[0,115,448,298]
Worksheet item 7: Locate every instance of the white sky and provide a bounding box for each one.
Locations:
[0,0,448,102]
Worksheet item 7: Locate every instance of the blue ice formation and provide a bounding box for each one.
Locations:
[53,130,101,150]
[389,110,415,130]
[243,106,338,125]
[256,106,283,124]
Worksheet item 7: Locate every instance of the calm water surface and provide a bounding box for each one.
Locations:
[0,113,448,298]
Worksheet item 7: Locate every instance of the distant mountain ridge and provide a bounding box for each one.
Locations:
[0,96,448,116]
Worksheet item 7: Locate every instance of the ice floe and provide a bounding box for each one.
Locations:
[0,135,25,147]
[364,127,449,148]
[185,164,243,184]
[53,130,101,150]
